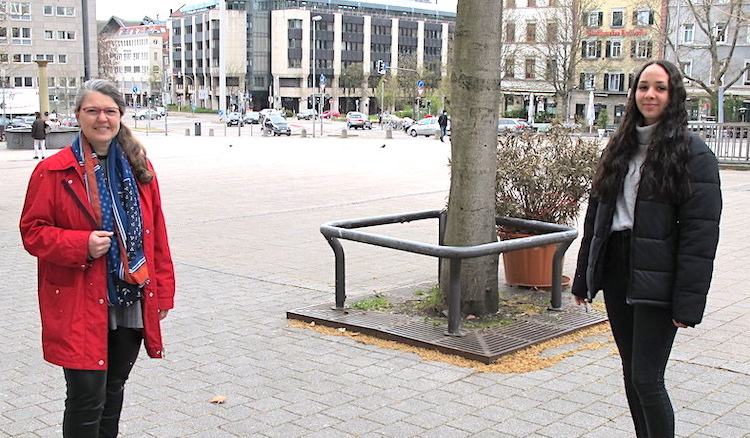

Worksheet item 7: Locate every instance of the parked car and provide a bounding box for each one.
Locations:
[155,106,167,116]
[263,115,291,136]
[379,113,401,127]
[244,111,261,124]
[60,117,79,128]
[407,117,448,137]
[296,109,318,120]
[132,109,162,120]
[260,108,285,120]
[320,110,340,119]
[9,116,34,128]
[226,112,244,126]
[497,118,526,134]
[345,112,372,129]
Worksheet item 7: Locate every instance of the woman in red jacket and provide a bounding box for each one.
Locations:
[20,79,175,438]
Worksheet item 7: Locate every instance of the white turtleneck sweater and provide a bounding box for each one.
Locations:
[611,123,657,232]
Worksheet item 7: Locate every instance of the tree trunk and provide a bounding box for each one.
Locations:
[439,0,503,316]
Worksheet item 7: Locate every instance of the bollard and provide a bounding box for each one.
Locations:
[341,128,348,138]
[385,128,392,139]
[209,128,214,136]
[185,128,191,136]
[300,128,307,138]
[434,129,442,140]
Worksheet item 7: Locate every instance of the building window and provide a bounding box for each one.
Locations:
[606,40,622,58]
[582,40,601,59]
[714,23,726,43]
[288,19,302,29]
[528,0,536,7]
[57,30,75,40]
[525,58,535,79]
[288,38,300,49]
[545,58,557,81]
[546,22,558,43]
[682,24,694,43]
[289,58,301,68]
[605,72,625,91]
[580,72,595,90]
[0,27,6,43]
[632,40,653,59]
[56,6,74,16]
[44,30,53,39]
[635,9,654,26]
[506,23,515,43]
[9,2,31,20]
[344,22,363,33]
[611,9,624,28]
[587,10,603,28]
[58,54,67,63]
[504,57,515,78]
[680,60,692,82]
[744,61,750,85]
[526,22,536,43]
[11,26,31,44]
[343,41,361,51]
[43,5,52,15]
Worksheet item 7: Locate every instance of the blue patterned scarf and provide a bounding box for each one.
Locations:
[72,135,149,307]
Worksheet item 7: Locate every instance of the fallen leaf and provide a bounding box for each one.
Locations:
[210,395,227,404]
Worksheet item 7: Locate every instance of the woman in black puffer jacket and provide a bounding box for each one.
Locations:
[572,60,721,438]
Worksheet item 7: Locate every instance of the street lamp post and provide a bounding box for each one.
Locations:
[311,14,322,138]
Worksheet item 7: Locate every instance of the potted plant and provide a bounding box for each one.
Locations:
[496,125,599,287]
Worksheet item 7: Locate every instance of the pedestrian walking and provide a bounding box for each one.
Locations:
[438,110,448,142]
[571,60,722,438]
[19,79,176,438]
[30,111,47,159]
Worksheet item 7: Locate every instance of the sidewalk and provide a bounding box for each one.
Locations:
[1,134,749,437]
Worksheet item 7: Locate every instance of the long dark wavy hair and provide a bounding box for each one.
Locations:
[75,79,153,183]
[592,60,690,203]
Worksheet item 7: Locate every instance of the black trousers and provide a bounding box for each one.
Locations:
[603,230,678,438]
[63,328,142,438]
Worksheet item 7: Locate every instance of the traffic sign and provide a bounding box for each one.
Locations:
[132,86,139,94]
[218,110,224,116]
[416,80,424,88]
[319,74,327,84]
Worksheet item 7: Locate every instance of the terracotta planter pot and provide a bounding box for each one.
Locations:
[500,232,570,288]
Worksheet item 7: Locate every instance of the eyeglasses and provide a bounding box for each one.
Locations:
[81,107,121,118]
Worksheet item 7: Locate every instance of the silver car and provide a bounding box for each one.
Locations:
[407,117,449,137]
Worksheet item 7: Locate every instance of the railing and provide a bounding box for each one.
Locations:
[688,122,750,164]
[320,210,578,336]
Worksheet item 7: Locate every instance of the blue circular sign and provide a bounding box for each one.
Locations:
[132,86,139,93]
[319,74,327,84]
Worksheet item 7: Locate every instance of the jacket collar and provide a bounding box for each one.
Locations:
[44,146,82,174]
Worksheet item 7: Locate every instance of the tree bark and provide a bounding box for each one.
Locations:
[440,0,503,316]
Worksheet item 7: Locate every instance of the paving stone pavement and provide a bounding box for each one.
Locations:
[1,133,749,438]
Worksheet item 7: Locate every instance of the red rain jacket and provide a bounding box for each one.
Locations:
[20,146,175,370]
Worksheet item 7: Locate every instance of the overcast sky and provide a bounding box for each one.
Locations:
[95,0,173,21]
[95,0,457,21]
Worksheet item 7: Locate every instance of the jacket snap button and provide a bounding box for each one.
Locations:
[98,360,104,366]
[55,289,60,294]
[146,229,151,234]
[98,299,105,304]
[149,292,154,297]
[67,180,73,184]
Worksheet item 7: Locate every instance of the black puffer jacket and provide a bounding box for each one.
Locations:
[572,133,722,326]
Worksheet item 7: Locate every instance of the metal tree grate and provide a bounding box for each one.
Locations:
[287,303,608,364]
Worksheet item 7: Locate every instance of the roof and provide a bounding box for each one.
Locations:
[173,0,455,17]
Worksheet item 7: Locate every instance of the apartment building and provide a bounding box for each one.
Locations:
[0,0,97,116]
[109,23,168,107]
[168,4,247,111]
[574,0,663,124]
[664,0,750,121]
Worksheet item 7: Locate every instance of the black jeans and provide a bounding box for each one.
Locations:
[603,230,678,438]
[63,328,142,438]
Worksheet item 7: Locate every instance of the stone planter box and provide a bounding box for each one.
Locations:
[5,127,80,150]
